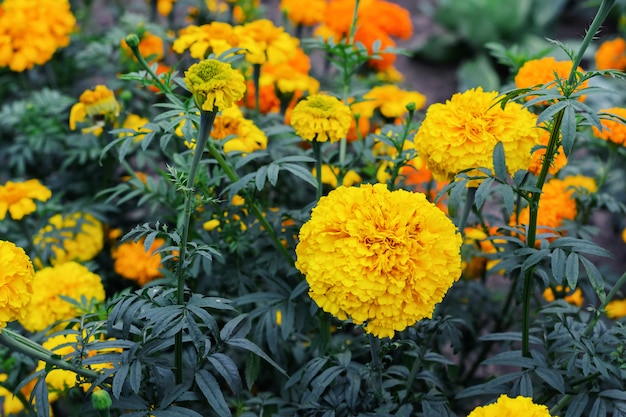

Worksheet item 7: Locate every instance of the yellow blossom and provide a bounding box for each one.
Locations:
[156,0,177,16]
[290,94,352,143]
[69,85,120,134]
[34,212,104,266]
[295,184,462,338]
[184,59,246,112]
[0,0,75,72]
[19,262,105,332]
[173,22,239,59]
[312,165,362,188]
[203,219,221,231]
[606,299,626,319]
[0,374,26,415]
[0,241,35,330]
[468,395,552,417]
[364,85,426,119]
[0,179,51,220]
[415,87,540,183]
[233,19,299,65]
[112,237,165,286]
[119,114,152,142]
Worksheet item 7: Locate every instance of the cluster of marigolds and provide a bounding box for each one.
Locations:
[1,0,626,415]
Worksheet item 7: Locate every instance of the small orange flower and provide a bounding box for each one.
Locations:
[595,37,626,71]
[543,285,584,307]
[514,57,588,105]
[112,237,165,286]
[592,107,626,146]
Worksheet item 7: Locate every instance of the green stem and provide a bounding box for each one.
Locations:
[597,142,618,189]
[584,271,626,337]
[253,63,261,121]
[0,329,100,380]
[175,110,218,384]
[312,139,323,202]
[368,334,383,400]
[204,132,295,266]
[127,35,171,94]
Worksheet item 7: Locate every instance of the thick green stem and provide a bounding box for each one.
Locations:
[175,110,217,384]
[252,64,261,121]
[368,334,383,400]
[0,329,100,380]
[126,34,171,94]
[312,139,323,202]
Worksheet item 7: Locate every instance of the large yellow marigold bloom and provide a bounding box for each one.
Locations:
[514,57,588,104]
[0,374,25,415]
[0,241,34,330]
[233,19,300,65]
[19,262,105,332]
[34,212,104,266]
[0,179,51,220]
[112,237,165,286]
[468,395,552,417]
[415,87,540,183]
[290,94,352,143]
[606,299,626,319]
[0,0,75,72]
[592,107,626,146]
[364,85,427,119]
[595,37,626,71]
[184,59,246,112]
[295,184,462,338]
[281,0,326,26]
[173,22,239,60]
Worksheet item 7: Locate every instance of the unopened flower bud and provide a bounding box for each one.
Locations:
[91,389,112,411]
[124,34,140,49]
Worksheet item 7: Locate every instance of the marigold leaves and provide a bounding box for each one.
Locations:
[345,369,361,410]
[590,397,608,417]
[220,314,251,341]
[280,163,318,188]
[32,374,51,417]
[447,179,468,218]
[492,142,508,180]
[565,252,580,289]
[521,248,550,272]
[113,362,130,399]
[483,350,538,369]
[479,332,543,345]
[310,365,344,399]
[550,237,613,258]
[226,337,287,376]
[455,372,522,398]
[537,100,569,125]
[580,256,606,302]
[517,371,533,397]
[551,247,567,283]
[535,367,565,394]
[245,350,260,390]
[561,103,577,156]
[208,353,243,395]
[196,369,232,417]
[474,177,495,210]
[565,394,588,417]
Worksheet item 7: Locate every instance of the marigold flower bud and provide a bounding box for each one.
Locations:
[91,389,112,411]
[124,34,140,49]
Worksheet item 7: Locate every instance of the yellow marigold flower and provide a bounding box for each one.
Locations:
[234,19,299,65]
[295,184,462,338]
[415,87,540,183]
[38,333,82,401]
[112,237,165,286]
[173,22,239,59]
[514,57,588,104]
[595,37,626,71]
[281,0,326,27]
[0,179,51,220]
[69,85,120,134]
[156,0,177,16]
[213,105,267,153]
[312,165,362,188]
[513,175,595,233]
[0,373,25,415]
[203,219,221,231]
[0,0,75,72]
[19,262,105,332]
[290,94,352,143]
[184,59,246,112]
[119,114,151,142]
[606,299,626,319]
[0,241,34,330]
[468,395,552,417]
[528,127,568,176]
[592,107,626,146]
[34,212,104,266]
[543,285,584,307]
[364,85,427,119]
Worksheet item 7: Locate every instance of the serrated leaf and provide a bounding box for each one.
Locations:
[519,372,533,397]
[537,100,569,125]
[561,104,576,156]
[267,163,280,186]
[226,338,287,376]
[521,248,550,271]
[208,353,243,394]
[281,163,317,188]
[565,394,588,417]
[196,370,232,417]
[475,177,495,209]
[493,142,508,179]
[551,248,566,283]
[565,252,579,289]
[580,256,605,301]
[535,367,564,393]
[244,350,260,390]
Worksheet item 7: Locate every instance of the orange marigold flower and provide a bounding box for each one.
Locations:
[295,184,462,338]
[595,37,626,71]
[69,85,120,134]
[112,237,165,286]
[19,262,105,332]
[415,87,540,184]
[0,179,51,220]
[592,107,626,146]
[0,0,76,72]
[606,299,626,319]
[514,57,588,104]
[0,241,34,330]
[528,127,568,176]
[280,0,326,27]
[543,285,584,307]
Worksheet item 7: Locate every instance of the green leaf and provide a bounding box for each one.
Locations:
[590,398,607,417]
[281,163,317,188]
[565,252,580,289]
[519,372,533,397]
[310,366,344,397]
[537,100,569,125]
[196,370,232,417]
[498,183,515,217]
[244,350,260,390]
[220,314,251,341]
[255,165,268,191]
[535,367,565,393]
[474,177,495,210]
[521,248,550,272]
[493,142,507,179]
[565,394,588,417]
[580,256,606,301]
[561,103,576,156]
[551,248,566,283]
[226,338,287,376]
[208,353,243,395]
[267,162,280,186]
